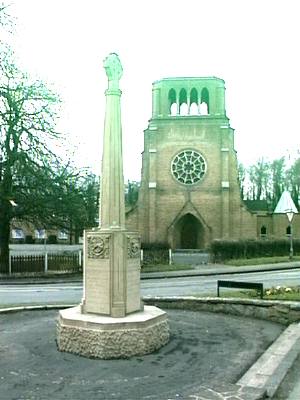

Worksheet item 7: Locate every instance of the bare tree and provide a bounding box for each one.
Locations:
[0,15,62,269]
[286,157,300,210]
[247,158,270,200]
[270,157,286,208]
[238,162,246,200]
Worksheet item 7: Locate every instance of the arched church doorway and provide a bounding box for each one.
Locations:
[174,213,204,249]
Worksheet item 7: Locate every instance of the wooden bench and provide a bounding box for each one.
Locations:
[217,280,264,299]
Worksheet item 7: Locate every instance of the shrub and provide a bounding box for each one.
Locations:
[10,238,25,244]
[25,235,34,244]
[141,242,169,266]
[210,239,300,262]
[47,235,57,244]
[35,239,45,244]
[141,242,169,250]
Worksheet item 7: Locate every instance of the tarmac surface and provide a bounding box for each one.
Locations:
[0,308,283,400]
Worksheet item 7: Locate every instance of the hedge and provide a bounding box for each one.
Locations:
[210,238,300,262]
[141,242,169,266]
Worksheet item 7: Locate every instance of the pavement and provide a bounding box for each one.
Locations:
[273,352,300,399]
[238,322,300,398]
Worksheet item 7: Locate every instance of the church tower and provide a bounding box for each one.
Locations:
[131,77,255,249]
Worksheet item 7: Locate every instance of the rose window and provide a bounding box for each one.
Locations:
[171,150,206,185]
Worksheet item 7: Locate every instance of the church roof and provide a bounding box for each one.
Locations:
[243,199,272,212]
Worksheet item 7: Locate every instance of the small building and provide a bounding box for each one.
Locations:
[10,221,74,244]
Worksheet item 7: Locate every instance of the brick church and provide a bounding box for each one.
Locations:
[126,77,299,249]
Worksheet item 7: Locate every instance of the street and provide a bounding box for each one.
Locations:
[0,269,299,307]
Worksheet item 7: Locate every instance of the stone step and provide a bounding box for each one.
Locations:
[238,323,300,397]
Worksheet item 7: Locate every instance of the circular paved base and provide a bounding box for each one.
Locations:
[0,309,283,399]
[57,305,169,359]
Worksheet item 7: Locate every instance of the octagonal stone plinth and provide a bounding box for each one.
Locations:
[57,305,169,359]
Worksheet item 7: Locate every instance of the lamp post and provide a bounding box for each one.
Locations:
[286,211,294,260]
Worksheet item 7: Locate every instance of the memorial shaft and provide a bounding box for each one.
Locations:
[100,84,125,230]
[81,53,142,318]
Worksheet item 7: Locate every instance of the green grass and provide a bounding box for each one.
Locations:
[141,264,192,273]
[224,256,300,266]
[142,255,300,272]
[264,293,300,301]
[198,286,300,301]
[216,291,300,301]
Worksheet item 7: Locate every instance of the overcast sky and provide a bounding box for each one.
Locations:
[5,0,300,180]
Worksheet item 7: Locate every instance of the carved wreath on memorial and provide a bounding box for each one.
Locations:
[171,149,207,185]
[127,237,140,258]
[87,235,110,259]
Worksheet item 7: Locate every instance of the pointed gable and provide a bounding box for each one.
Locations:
[274,191,298,213]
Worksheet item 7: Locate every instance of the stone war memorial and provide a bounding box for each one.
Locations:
[57,53,169,359]
[2,56,300,400]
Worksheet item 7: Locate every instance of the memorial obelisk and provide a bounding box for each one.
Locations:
[57,53,169,359]
[82,53,142,318]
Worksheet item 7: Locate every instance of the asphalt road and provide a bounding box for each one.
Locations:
[0,269,299,307]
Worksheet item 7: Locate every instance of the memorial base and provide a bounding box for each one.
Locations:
[57,305,169,359]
